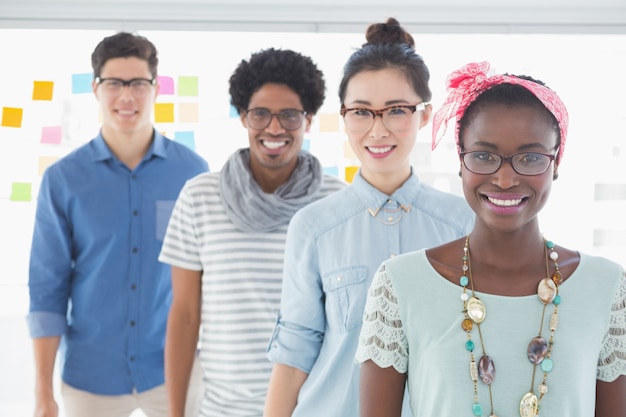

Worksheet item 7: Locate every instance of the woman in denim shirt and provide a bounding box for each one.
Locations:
[264,18,474,417]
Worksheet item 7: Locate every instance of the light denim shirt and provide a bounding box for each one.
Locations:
[27,131,208,395]
[267,170,474,417]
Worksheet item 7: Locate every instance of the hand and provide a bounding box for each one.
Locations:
[33,397,58,417]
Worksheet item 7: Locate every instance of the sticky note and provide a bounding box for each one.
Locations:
[33,81,54,101]
[179,102,199,123]
[302,139,310,151]
[41,126,62,144]
[229,104,239,118]
[174,131,195,150]
[154,103,175,123]
[72,73,93,94]
[323,166,339,177]
[345,166,359,183]
[178,76,199,96]
[38,156,59,175]
[10,182,32,202]
[319,113,340,132]
[1,107,23,128]
[157,75,175,95]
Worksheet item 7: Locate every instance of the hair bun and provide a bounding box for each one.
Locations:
[364,17,415,48]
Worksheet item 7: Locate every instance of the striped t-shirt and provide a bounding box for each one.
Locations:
[159,171,345,416]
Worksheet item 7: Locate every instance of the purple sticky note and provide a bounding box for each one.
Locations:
[41,126,62,144]
[158,76,175,95]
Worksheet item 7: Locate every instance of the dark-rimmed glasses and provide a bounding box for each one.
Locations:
[245,108,307,131]
[340,102,428,133]
[460,151,557,176]
[95,77,156,96]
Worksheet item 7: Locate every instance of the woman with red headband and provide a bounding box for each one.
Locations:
[356,61,626,417]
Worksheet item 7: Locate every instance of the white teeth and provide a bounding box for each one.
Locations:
[487,197,523,207]
[368,146,393,154]
[262,141,287,149]
[118,110,135,116]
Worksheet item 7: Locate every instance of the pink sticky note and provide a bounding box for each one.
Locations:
[41,126,62,144]
[158,76,175,95]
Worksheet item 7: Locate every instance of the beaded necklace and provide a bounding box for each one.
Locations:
[460,235,562,417]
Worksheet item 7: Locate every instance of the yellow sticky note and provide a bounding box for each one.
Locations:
[343,140,356,159]
[1,107,23,128]
[179,102,199,123]
[38,156,59,175]
[154,103,175,123]
[178,76,199,96]
[319,113,340,132]
[345,166,359,183]
[10,182,32,202]
[33,81,54,101]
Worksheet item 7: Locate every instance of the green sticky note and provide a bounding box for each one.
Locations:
[178,76,199,96]
[10,182,32,202]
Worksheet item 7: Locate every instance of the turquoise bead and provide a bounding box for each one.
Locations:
[546,240,555,249]
[553,294,561,305]
[466,340,475,351]
[460,275,469,286]
[541,358,554,372]
[472,402,483,416]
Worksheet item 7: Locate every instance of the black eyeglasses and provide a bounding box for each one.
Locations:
[340,102,428,133]
[95,77,156,96]
[245,108,307,131]
[460,151,557,176]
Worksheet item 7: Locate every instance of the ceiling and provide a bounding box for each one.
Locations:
[1,0,625,33]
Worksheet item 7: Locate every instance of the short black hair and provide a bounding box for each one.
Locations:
[91,32,158,79]
[229,48,325,115]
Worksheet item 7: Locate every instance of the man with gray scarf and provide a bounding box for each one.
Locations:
[158,48,345,417]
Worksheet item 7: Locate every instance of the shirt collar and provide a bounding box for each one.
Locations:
[91,129,166,162]
[351,168,422,216]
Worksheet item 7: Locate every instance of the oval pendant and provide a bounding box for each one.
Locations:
[519,392,539,417]
[478,354,496,385]
[537,278,557,304]
[527,336,548,365]
[467,296,486,324]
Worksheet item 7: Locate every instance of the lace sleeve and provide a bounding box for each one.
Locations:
[355,263,408,373]
[597,270,626,382]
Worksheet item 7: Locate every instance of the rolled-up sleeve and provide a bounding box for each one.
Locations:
[27,168,71,338]
[267,211,325,373]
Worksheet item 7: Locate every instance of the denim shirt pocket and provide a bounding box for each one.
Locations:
[322,266,368,334]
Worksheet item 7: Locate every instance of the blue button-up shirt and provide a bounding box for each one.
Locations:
[27,131,208,395]
[267,170,474,417]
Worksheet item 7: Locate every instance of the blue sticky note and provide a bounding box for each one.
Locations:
[323,166,339,177]
[302,139,311,151]
[229,104,239,118]
[72,73,93,94]
[174,131,195,150]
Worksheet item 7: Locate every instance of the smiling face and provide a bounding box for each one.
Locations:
[240,83,311,191]
[342,68,430,194]
[460,103,559,233]
[93,57,158,141]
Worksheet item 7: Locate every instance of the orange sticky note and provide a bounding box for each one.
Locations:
[179,102,199,123]
[1,107,23,128]
[154,103,175,123]
[345,166,359,183]
[33,81,54,101]
[319,113,340,132]
[38,156,59,175]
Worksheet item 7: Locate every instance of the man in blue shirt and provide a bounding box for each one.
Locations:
[27,32,208,417]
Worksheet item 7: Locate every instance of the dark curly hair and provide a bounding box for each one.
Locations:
[229,48,326,115]
[458,76,562,161]
[338,18,431,104]
[91,32,158,79]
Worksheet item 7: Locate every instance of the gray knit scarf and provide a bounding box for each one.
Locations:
[219,148,323,233]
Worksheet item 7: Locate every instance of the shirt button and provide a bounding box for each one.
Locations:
[130,320,136,327]
[388,216,394,221]
[133,210,139,216]
[337,276,342,282]
[132,247,138,253]
[390,253,397,258]
[129,356,135,362]
[131,284,137,290]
